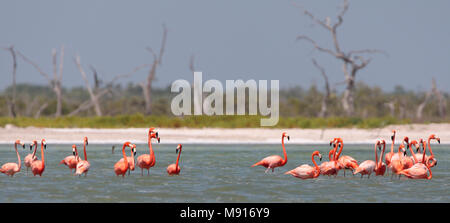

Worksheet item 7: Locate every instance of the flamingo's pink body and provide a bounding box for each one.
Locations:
[60,145,80,173]
[114,142,133,177]
[399,140,432,179]
[167,144,183,175]
[31,139,46,176]
[252,132,289,173]
[0,140,24,177]
[319,139,341,177]
[285,151,322,179]
[75,137,90,176]
[137,128,160,175]
[24,140,38,174]
[353,140,380,178]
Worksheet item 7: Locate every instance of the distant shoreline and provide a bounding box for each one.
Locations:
[0,123,448,145]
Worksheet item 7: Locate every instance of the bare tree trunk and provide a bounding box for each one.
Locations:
[140,24,167,115]
[34,102,48,119]
[431,78,446,118]
[2,46,17,117]
[384,101,395,117]
[312,58,330,118]
[416,91,432,121]
[74,55,103,116]
[296,0,386,117]
[17,45,65,117]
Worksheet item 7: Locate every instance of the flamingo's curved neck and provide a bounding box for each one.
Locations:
[175,149,182,170]
[122,144,128,169]
[40,141,45,167]
[374,143,379,164]
[390,134,395,154]
[83,140,88,161]
[378,143,385,168]
[334,141,343,160]
[427,137,435,157]
[312,153,320,177]
[14,142,21,170]
[408,143,418,164]
[426,165,432,180]
[32,142,38,157]
[281,136,287,165]
[148,134,154,156]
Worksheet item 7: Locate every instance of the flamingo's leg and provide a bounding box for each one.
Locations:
[265,168,270,173]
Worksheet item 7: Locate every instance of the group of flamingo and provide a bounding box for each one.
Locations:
[0,128,183,178]
[252,131,439,180]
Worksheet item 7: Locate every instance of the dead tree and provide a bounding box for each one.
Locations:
[69,60,149,117]
[16,46,65,117]
[296,0,386,116]
[416,78,447,120]
[1,46,17,117]
[311,58,331,118]
[139,24,168,115]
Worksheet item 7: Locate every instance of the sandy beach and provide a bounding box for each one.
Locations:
[0,123,448,145]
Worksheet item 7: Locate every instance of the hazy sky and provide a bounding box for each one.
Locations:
[1,0,449,92]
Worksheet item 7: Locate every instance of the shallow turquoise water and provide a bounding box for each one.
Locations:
[0,144,448,202]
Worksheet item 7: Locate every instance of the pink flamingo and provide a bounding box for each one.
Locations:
[385,130,396,172]
[353,140,379,178]
[399,139,432,179]
[251,132,289,173]
[167,144,183,175]
[0,140,25,177]
[334,138,358,176]
[425,134,439,167]
[118,144,136,175]
[400,139,417,170]
[413,139,428,164]
[375,139,386,176]
[75,137,90,177]
[31,139,47,177]
[137,128,161,176]
[24,140,38,175]
[59,145,80,174]
[389,143,407,179]
[114,142,133,177]
[285,151,322,179]
[319,139,340,177]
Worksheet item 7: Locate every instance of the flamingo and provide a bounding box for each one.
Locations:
[334,138,359,176]
[59,145,80,174]
[284,151,322,179]
[251,132,289,173]
[425,134,439,168]
[399,139,432,180]
[0,140,25,177]
[353,140,379,178]
[167,144,183,175]
[137,128,161,176]
[31,139,47,177]
[400,139,417,170]
[389,144,407,179]
[75,137,90,177]
[413,139,428,164]
[385,130,396,171]
[319,139,340,177]
[24,140,38,175]
[375,139,386,176]
[114,142,133,177]
[118,144,136,175]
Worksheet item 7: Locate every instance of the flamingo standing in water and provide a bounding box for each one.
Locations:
[413,139,427,164]
[75,137,90,177]
[59,145,80,174]
[24,140,38,175]
[137,128,161,176]
[375,139,386,176]
[399,139,432,179]
[284,151,322,179]
[353,140,379,178]
[251,132,289,173]
[31,139,47,177]
[425,134,439,167]
[334,138,359,176]
[0,140,25,177]
[118,144,136,175]
[167,144,183,175]
[319,139,340,177]
[389,143,407,179]
[385,130,396,173]
[114,142,133,177]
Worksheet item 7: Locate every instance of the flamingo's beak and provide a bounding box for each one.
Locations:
[391,135,394,141]
[437,138,441,144]
[157,137,161,143]
[287,136,290,141]
[329,141,332,146]
[156,132,159,138]
[44,143,47,150]
[176,148,179,154]
[319,154,322,161]
[29,144,33,150]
